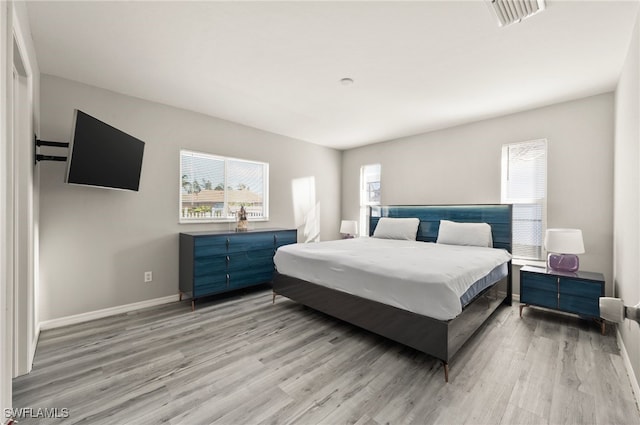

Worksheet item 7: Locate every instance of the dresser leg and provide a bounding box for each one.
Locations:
[191,300,195,312]
[272,291,276,304]
[179,291,183,301]
[442,362,449,383]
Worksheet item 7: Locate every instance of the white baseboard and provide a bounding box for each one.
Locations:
[39,294,180,331]
[617,327,640,409]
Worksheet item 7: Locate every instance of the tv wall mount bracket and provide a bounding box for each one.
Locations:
[34,134,68,164]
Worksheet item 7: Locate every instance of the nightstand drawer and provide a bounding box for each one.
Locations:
[559,278,603,299]
[521,287,557,310]
[521,271,557,292]
[559,295,599,317]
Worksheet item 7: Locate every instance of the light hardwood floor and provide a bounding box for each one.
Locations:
[12,287,640,425]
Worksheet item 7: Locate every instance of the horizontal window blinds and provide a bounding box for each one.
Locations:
[180,150,268,222]
[502,139,547,260]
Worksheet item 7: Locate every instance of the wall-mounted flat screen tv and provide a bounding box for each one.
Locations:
[65,110,145,191]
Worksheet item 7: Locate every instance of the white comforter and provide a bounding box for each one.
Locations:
[274,238,512,320]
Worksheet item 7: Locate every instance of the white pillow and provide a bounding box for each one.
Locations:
[436,220,493,247]
[372,217,420,240]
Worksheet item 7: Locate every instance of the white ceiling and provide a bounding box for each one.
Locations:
[26,0,639,150]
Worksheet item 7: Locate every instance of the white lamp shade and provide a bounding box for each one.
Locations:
[340,220,358,235]
[544,228,585,254]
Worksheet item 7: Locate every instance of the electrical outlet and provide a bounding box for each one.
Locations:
[144,271,153,282]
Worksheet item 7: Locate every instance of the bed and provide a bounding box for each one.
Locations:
[271,204,513,382]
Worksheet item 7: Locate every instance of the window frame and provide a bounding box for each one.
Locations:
[500,139,548,261]
[179,149,269,224]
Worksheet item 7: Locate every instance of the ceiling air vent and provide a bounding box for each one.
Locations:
[489,0,546,27]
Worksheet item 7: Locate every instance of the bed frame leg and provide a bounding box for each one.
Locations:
[443,362,449,383]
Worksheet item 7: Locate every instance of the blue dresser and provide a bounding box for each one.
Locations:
[520,266,605,333]
[179,228,297,310]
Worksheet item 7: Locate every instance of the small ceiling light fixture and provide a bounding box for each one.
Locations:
[340,77,354,86]
[489,0,546,27]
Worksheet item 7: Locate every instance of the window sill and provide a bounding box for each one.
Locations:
[512,258,546,268]
[179,218,270,224]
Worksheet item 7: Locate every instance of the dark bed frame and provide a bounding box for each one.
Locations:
[272,204,513,382]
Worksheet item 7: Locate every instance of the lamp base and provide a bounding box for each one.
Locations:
[547,253,580,272]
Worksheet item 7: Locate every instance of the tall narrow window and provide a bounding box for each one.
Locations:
[360,164,381,237]
[501,139,547,260]
[180,150,269,222]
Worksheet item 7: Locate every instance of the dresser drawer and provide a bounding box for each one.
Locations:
[194,236,229,251]
[229,269,274,289]
[194,277,227,297]
[194,246,228,259]
[228,233,274,253]
[194,256,227,276]
[228,249,274,271]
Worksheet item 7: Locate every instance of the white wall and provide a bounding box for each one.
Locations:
[342,93,615,296]
[614,6,640,399]
[38,75,342,321]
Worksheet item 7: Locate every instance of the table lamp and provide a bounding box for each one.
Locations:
[340,220,358,239]
[544,228,585,272]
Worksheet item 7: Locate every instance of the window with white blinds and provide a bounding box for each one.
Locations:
[180,150,269,222]
[360,164,381,237]
[501,139,547,260]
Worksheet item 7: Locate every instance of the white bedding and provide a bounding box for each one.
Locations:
[274,238,512,321]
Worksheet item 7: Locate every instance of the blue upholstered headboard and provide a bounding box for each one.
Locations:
[369,204,513,253]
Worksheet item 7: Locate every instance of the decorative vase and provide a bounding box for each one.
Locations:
[547,253,579,273]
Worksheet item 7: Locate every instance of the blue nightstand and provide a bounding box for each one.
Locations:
[520,266,605,334]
